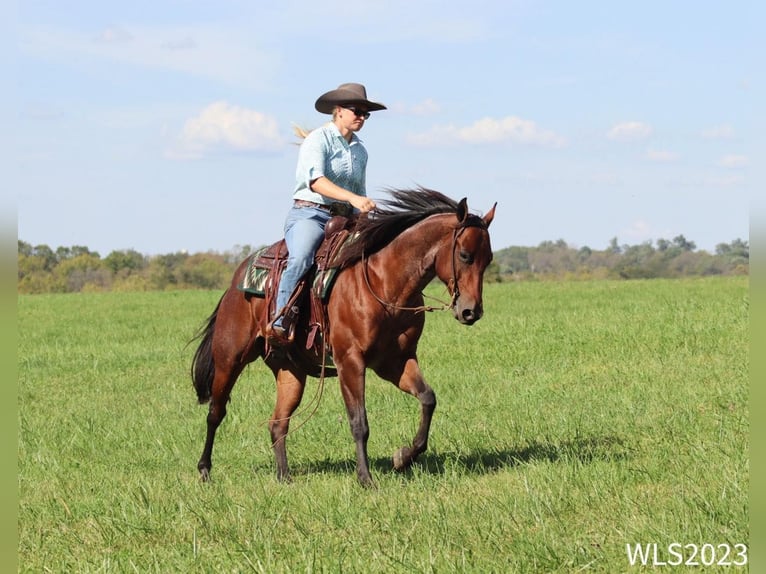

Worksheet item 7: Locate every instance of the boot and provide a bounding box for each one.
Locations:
[266,305,298,347]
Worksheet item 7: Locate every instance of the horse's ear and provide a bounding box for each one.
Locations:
[483,202,497,228]
[456,197,469,223]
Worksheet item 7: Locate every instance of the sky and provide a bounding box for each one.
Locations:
[12,0,763,256]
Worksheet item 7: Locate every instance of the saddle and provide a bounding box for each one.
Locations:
[237,215,356,369]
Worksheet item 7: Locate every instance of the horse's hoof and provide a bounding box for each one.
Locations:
[199,468,210,482]
[276,472,293,484]
[393,447,412,471]
[358,474,377,489]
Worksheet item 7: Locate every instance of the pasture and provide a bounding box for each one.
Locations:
[18,277,748,572]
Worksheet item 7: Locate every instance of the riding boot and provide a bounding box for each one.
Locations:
[267,305,299,346]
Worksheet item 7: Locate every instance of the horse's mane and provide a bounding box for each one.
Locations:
[335,187,460,268]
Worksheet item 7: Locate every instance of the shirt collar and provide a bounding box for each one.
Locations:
[327,121,363,145]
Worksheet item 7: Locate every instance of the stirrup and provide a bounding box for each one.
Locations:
[267,304,299,346]
[266,322,291,347]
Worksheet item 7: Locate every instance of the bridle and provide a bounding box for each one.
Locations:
[361,216,489,314]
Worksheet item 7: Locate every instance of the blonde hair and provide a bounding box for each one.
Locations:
[292,124,311,141]
[292,107,340,143]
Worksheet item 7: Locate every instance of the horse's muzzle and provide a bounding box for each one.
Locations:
[453,301,483,325]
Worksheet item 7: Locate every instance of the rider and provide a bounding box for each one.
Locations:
[267,83,387,345]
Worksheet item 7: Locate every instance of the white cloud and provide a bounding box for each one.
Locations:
[168,101,285,160]
[407,116,566,147]
[645,148,679,162]
[607,121,652,141]
[394,98,442,116]
[701,124,735,139]
[717,154,748,168]
[20,24,278,91]
[267,0,489,44]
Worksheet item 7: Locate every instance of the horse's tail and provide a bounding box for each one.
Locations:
[190,294,224,404]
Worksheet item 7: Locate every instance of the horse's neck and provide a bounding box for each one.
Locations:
[368,215,452,299]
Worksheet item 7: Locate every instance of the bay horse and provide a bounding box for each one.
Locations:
[191,188,496,486]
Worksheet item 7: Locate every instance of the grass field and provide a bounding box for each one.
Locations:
[18,277,749,572]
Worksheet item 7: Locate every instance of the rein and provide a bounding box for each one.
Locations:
[361,252,453,313]
[360,222,481,314]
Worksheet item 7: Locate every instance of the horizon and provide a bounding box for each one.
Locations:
[17,233,748,258]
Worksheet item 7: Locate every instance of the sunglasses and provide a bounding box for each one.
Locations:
[342,106,371,120]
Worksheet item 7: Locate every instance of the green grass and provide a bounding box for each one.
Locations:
[18,277,749,572]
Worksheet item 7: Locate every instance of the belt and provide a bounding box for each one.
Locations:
[294,199,331,211]
[294,199,352,217]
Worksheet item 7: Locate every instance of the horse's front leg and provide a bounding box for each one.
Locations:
[268,365,307,483]
[336,355,374,487]
[379,356,436,471]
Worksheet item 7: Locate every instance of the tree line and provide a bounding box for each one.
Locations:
[490,235,748,281]
[17,235,748,294]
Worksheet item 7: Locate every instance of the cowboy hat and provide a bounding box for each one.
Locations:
[315,83,387,114]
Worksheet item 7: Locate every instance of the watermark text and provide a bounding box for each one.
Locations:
[626,543,747,567]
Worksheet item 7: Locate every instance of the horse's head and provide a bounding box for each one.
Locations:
[437,198,496,325]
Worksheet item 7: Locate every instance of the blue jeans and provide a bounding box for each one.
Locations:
[273,205,332,322]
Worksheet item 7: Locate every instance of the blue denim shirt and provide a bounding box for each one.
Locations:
[292,122,367,205]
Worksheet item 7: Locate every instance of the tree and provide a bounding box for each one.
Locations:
[104,249,147,274]
[225,244,257,265]
[178,253,230,289]
[18,241,33,257]
[55,253,109,292]
[147,252,190,290]
[56,246,72,260]
[672,235,696,252]
[713,239,748,273]
[715,239,749,260]
[577,246,592,261]
[483,260,503,283]
[493,246,530,275]
[31,244,57,270]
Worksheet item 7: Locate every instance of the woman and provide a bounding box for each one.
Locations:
[267,83,387,345]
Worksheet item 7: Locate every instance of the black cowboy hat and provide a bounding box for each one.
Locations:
[315,83,387,114]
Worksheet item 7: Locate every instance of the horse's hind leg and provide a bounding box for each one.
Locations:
[198,360,245,481]
[376,356,436,471]
[267,364,307,482]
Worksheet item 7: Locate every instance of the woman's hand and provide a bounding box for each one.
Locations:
[310,176,376,213]
[349,195,376,213]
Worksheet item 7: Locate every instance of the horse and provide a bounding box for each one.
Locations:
[190,188,496,486]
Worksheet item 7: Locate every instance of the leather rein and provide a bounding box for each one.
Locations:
[361,218,487,314]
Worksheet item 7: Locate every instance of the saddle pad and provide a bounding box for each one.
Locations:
[237,245,341,300]
[312,268,339,300]
[238,247,272,296]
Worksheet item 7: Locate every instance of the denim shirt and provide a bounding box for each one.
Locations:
[292,122,367,205]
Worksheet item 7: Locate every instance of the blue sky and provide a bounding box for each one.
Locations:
[13,0,762,255]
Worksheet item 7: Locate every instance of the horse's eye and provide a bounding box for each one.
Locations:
[459,250,473,264]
